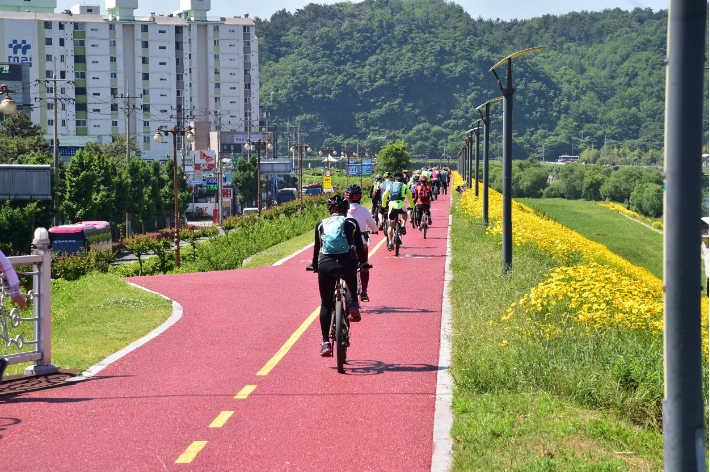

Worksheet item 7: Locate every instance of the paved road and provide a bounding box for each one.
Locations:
[1,193,451,471]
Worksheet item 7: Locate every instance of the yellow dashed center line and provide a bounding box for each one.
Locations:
[209,411,234,428]
[256,235,386,376]
[234,384,257,399]
[175,440,208,464]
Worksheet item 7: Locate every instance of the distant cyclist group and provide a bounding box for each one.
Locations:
[307,166,451,358]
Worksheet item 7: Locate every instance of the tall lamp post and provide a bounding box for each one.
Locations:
[245,137,273,216]
[290,142,312,209]
[153,124,196,269]
[472,120,482,196]
[476,97,503,227]
[319,147,337,171]
[489,47,544,274]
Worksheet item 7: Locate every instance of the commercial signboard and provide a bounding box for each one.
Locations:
[323,170,332,190]
[233,133,265,144]
[259,159,290,175]
[0,164,52,199]
[193,150,216,170]
[222,188,232,199]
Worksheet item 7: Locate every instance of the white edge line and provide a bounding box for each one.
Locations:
[272,242,315,266]
[66,282,183,382]
[431,213,454,472]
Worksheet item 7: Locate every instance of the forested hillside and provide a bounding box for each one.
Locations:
[256,0,670,164]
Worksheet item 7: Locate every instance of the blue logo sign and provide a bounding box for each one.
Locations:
[7,40,31,66]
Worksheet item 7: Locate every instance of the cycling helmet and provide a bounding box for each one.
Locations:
[375,174,383,182]
[393,171,404,181]
[384,171,393,180]
[413,174,420,182]
[345,184,362,203]
[420,175,429,182]
[327,194,350,214]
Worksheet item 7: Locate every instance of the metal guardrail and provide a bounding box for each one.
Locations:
[0,228,57,376]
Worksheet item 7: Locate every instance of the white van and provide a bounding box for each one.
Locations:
[242,208,258,215]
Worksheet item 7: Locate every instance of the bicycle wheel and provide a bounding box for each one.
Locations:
[395,221,401,257]
[423,221,427,239]
[335,296,347,373]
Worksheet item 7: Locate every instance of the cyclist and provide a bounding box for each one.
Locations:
[308,195,369,357]
[430,168,440,197]
[414,175,433,229]
[381,171,414,251]
[345,184,378,302]
[370,174,384,222]
[378,172,395,230]
[439,167,449,194]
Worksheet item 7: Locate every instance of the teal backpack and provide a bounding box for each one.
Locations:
[320,216,350,255]
[388,182,404,202]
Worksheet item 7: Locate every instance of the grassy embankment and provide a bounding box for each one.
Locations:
[448,179,694,470]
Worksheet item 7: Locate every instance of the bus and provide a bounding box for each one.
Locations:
[49,221,112,255]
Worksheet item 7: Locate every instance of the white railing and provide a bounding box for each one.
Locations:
[0,228,57,376]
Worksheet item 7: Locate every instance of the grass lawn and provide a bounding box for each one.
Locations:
[516,198,663,280]
[450,195,664,470]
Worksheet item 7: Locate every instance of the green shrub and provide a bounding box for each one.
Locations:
[542,181,565,198]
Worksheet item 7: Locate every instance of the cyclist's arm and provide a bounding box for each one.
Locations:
[405,186,414,208]
[365,211,378,233]
[382,188,390,204]
[349,220,368,263]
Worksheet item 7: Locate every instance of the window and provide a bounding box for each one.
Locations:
[229,29,235,33]
[92,93,100,97]
[243,26,250,32]
[159,61,166,65]
[141,41,148,48]
[229,58,235,62]
[110,72,117,79]
[61,119,66,127]
[109,24,115,31]
[45,38,52,45]
[92,76,99,80]
[75,71,86,79]
[60,71,65,79]
[74,23,84,31]
[141,57,149,64]
[60,55,65,63]
[59,22,64,30]
[47,103,53,110]
[142,104,150,112]
[176,90,183,96]
[92,108,100,112]
[112,120,118,127]
[109,40,116,47]
[229,86,236,90]
[213,40,219,46]
[244,97,251,104]
[142,89,149,95]
[244,40,250,47]
[47,119,54,126]
[73,39,84,47]
[244,83,251,89]
[214,97,220,104]
[176,26,183,34]
[91,44,98,48]
[160,109,167,113]
[60,87,65,94]
[213,25,219,32]
[176,74,184,81]
[188,38,192,45]
[75,103,87,111]
[76,119,87,127]
[143,121,150,127]
[59,38,64,47]
[244,111,251,118]
[175,42,183,50]
[229,72,236,76]
[91,60,99,64]
[143,136,150,143]
[90,27,98,31]
[214,68,220,75]
[230,101,236,104]
[110,56,117,63]
[142,73,149,80]
[159,29,166,33]
[214,54,219,60]
[188,54,191,59]
[93,124,100,128]
[74,55,86,64]
[244,69,250,75]
[46,54,52,62]
[159,46,166,50]
[159,78,167,81]
[75,87,86,95]
[160,93,167,97]
[244,55,250,61]
[111,104,118,111]
[176,58,183,65]
[110,87,118,96]
[141,25,148,33]
[214,83,220,89]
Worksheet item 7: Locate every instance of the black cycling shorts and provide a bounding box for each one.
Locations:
[388,207,407,221]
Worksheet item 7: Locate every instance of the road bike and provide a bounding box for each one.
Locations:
[419,206,431,240]
[410,205,418,229]
[307,262,372,373]
[371,200,381,229]
[392,211,405,257]
[432,181,440,200]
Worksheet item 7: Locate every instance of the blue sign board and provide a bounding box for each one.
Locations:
[347,165,373,176]
[187,180,201,185]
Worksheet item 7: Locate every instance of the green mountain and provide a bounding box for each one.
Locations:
[256,0,669,164]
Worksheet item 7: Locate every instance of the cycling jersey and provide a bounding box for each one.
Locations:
[382,182,414,210]
[347,203,378,243]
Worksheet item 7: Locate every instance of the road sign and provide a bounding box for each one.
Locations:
[323,174,332,190]
[324,170,332,177]
[187,181,201,185]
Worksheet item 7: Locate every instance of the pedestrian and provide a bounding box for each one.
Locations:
[0,248,26,383]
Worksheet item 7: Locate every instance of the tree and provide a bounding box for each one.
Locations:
[126,157,150,233]
[233,155,258,205]
[62,150,99,222]
[0,111,49,164]
[600,166,644,205]
[558,163,586,200]
[84,135,141,170]
[375,140,411,174]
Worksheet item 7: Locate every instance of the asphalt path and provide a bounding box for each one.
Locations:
[0,191,451,471]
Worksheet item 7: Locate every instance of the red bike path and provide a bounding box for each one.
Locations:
[1,192,451,471]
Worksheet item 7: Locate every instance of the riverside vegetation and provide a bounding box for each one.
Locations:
[449,172,706,469]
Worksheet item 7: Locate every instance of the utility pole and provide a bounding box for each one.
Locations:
[115,85,142,237]
[216,111,223,224]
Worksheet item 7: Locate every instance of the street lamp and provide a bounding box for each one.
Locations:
[246,137,273,216]
[476,97,503,227]
[489,46,545,274]
[154,124,196,269]
[319,146,337,170]
[290,142,312,209]
[471,120,482,197]
[0,85,17,116]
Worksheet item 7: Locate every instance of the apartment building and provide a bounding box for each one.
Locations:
[0,0,258,161]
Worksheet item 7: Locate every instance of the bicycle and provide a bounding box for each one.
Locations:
[432,181,440,200]
[419,206,431,239]
[392,211,405,257]
[307,262,372,373]
[410,205,418,229]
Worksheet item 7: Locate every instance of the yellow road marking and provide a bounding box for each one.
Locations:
[255,234,386,376]
[209,411,234,427]
[234,384,257,399]
[175,441,208,464]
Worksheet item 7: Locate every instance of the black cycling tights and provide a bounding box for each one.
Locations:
[317,257,358,343]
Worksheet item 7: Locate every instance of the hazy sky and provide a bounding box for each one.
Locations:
[56,0,668,22]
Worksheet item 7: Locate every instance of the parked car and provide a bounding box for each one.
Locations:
[304,183,323,196]
[242,208,258,215]
[277,188,298,204]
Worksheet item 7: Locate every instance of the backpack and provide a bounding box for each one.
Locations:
[320,216,351,255]
[418,184,431,202]
[388,182,404,202]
